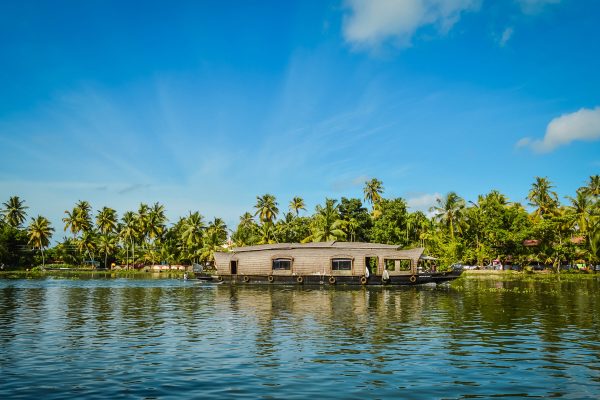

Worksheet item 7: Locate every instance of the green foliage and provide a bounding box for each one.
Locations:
[2,173,598,270]
[0,223,34,267]
[370,198,409,245]
[1,196,28,228]
[305,198,346,242]
[339,198,372,242]
[231,212,260,246]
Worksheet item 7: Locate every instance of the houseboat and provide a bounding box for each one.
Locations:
[212,241,462,285]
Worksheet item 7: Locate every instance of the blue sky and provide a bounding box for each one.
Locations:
[1,0,599,234]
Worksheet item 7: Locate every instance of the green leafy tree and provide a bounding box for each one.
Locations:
[370,198,409,245]
[339,197,372,242]
[0,223,33,267]
[275,213,311,243]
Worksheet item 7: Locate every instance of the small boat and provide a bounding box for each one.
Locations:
[212,242,462,286]
[192,263,217,282]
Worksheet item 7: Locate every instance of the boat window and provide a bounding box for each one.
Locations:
[384,259,396,271]
[384,259,411,271]
[272,258,291,270]
[399,259,411,271]
[331,258,352,271]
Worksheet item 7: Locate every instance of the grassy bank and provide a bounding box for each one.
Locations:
[462,269,599,282]
[0,269,191,279]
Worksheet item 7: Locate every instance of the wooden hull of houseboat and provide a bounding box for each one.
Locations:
[207,269,462,286]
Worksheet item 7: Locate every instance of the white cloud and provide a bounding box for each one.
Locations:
[406,192,441,215]
[498,27,514,47]
[517,0,561,15]
[518,107,600,153]
[343,0,479,48]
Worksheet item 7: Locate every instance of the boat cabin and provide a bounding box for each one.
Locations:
[214,241,424,277]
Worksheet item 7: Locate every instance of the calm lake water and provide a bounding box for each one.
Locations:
[1,275,599,399]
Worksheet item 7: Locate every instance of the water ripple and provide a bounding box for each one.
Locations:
[0,277,599,399]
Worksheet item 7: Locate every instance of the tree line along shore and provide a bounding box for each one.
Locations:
[0,175,598,272]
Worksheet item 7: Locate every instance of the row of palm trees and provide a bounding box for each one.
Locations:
[1,175,598,268]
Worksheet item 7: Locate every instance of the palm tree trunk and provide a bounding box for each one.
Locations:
[41,247,45,267]
[131,239,135,270]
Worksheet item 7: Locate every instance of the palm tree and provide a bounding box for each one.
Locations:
[120,211,137,268]
[527,176,559,219]
[431,192,465,240]
[239,212,255,229]
[62,209,78,239]
[147,202,167,243]
[232,212,259,246]
[74,200,93,233]
[1,196,28,228]
[305,198,346,242]
[201,218,228,265]
[344,218,359,242]
[581,175,600,199]
[181,211,206,255]
[77,231,97,266]
[363,178,384,217]
[566,190,592,234]
[289,196,306,216]
[136,203,150,246]
[96,207,118,235]
[63,200,93,239]
[255,194,279,225]
[258,222,276,244]
[364,178,384,204]
[97,234,117,269]
[27,216,54,267]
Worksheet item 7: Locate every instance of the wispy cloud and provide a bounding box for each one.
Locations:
[330,174,371,192]
[517,106,600,153]
[517,0,561,15]
[343,0,479,49]
[118,183,152,195]
[498,27,514,47]
[406,192,441,216]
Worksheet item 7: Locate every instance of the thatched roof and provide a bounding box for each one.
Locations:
[229,241,423,256]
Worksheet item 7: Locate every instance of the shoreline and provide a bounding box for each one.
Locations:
[0,269,596,280]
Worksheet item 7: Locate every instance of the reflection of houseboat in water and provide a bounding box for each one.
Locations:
[212,242,462,285]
